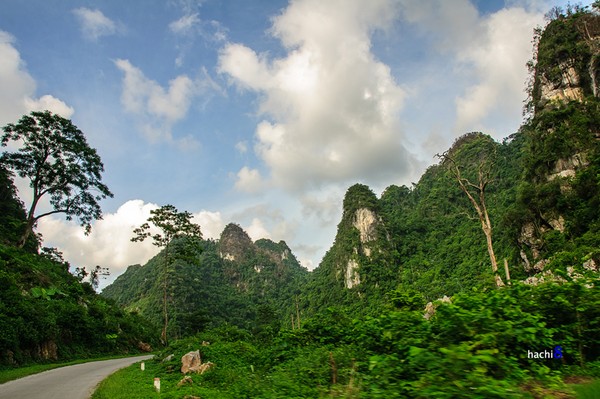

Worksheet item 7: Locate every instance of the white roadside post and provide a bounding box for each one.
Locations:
[154,377,160,392]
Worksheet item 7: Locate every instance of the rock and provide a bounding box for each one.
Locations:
[177,375,193,387]
[353,208,378,244]
[138,341,152,352]
[181,350,202,374]
[583,258,598,272]
[196,362,215,374]
[163,354,174,362]
[539,60,585,107]
[423,295,452,320]
[201,341,210,346]
[345,258,360,289]
[181,351,214,374]
[532,259,550,272]
[39,340,58,360]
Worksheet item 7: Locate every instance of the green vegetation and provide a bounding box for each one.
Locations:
[3,6,600,398]
[94,279,600,398]
[96,7,600,397]
[0,229,157,366]
[0,113,157,368]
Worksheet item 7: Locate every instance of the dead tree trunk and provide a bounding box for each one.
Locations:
[438,151,505,288]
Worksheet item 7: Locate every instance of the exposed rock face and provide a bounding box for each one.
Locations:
[345,258,360,289]
[548,153,588,182]
[38,340,57,360]
[583,258,598,272]
[138,341,152,352]
[518,222,542,263]
[539,60,585,106]
[218,223,254,262]
[353,208,378,244]
[423,295,452,320]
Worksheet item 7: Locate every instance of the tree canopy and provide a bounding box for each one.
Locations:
[1,110,113,248]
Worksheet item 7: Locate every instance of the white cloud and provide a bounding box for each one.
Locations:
[72,8,118,41]
[453,7,544,136]
[114,59,220,147]
[170,13,201,35]
[36,201,227,290]
[192,210,224,239]
[235,141,248,154]
[218,0,416,191]
[234,166,266,193]
[0,31,74,125]
[24,95,74,119]
[37,200,160,289]
[245,218,271,241]
[396,0,543,139]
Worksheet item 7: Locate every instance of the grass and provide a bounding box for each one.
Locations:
[0,353,152,385]
[573,379,600,399]
[91,359,225,399]
[91,362,162,399]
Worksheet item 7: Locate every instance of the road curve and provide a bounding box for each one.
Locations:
[0,355,153,399]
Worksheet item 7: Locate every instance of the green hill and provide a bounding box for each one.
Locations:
[0,167,157,366]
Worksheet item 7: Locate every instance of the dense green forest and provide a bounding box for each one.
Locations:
[2,5,600,398]
[0,166,157,365]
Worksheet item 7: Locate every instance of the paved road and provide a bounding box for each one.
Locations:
[0,355,153,399]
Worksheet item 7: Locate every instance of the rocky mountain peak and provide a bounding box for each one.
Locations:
[218,223,254,262]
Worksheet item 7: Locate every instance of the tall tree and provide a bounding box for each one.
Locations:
[437,134,505,288]
[131,204,202,345]
[1,111,113,248]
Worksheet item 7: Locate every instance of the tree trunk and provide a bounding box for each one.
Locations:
[162,244,170,346]
[17,195,40,248]
[482,222,504,287]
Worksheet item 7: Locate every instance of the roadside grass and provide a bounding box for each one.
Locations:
[92,359,228,399]
[0,353,151,385]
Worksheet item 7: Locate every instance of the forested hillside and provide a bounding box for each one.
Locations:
[102,223,309,339]
[0,165,157,366]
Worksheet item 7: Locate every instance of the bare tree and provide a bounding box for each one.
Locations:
[437,139,505,288]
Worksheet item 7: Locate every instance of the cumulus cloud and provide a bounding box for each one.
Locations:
[114,59,221,147]
[234,166,266,193]
[192,210,225,239]
[37,200,159,288]
[72,7,119,41]
[0,31,73,125]
[37,200,225,290]
[396,0,543,139]
[453,7,543,135]
[219,0,416,192]
[24,95,74,119]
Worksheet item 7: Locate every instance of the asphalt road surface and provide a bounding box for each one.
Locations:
[0,355,153,399]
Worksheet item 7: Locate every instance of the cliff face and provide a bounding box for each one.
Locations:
[218,223,254,263]
[533,12,600,112]
[519,11,600,270]
[311,184,394,294]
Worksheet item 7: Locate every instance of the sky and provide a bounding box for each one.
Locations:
[0,0,580,289]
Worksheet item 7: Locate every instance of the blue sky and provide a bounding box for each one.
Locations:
[0,0,578,288]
